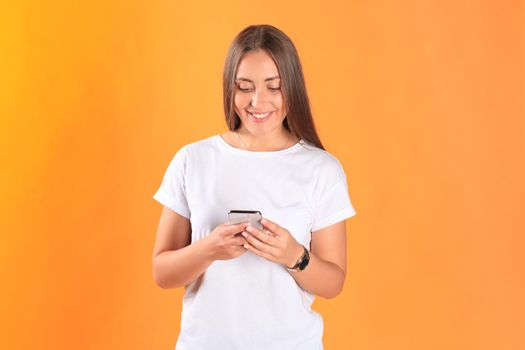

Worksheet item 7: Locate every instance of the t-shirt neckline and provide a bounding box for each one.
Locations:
[216,134,304,155]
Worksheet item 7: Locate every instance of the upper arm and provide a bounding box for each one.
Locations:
[310,220,347,276]
[152,206,191,258]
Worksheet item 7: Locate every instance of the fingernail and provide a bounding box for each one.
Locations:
[241,231,247,237]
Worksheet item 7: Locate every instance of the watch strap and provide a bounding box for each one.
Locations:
[286,245,309,273]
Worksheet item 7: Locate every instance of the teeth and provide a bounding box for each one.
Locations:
[250,112,271,119]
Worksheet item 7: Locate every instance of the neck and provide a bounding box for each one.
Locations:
[236,127,297,152]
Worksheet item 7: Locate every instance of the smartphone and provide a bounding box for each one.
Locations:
[228,210,263,230]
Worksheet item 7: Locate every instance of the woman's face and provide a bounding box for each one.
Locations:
[234,49,287,134]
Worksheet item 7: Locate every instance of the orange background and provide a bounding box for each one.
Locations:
[1,1,524,349]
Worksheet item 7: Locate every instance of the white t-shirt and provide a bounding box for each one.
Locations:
[153,134,357,350]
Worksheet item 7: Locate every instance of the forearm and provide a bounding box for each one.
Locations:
[152,239,213,289]
[288,251,345,299]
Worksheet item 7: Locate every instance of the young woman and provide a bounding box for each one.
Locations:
[152,24,357,350]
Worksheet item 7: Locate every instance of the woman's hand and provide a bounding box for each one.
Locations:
[241,218,305,268]
[202,222,250,261]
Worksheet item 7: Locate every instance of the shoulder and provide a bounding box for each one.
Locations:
[162,135,218,170]
[297,142,347,179]
[185,134,217,150]
[171,135,219,157]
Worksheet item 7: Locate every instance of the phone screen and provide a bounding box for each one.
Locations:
[228,210,263,230]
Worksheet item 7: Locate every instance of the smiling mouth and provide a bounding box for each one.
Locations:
[248,111,273,119]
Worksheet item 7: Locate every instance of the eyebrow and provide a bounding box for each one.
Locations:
[235,75,280,82]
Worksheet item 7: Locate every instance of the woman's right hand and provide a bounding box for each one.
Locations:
[201,222,250,261]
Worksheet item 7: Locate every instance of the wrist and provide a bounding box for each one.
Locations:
[286,243,305,268]
[194,237,214,263]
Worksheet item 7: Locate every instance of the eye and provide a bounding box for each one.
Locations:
[268,86,281,91]
[237,85,253,93]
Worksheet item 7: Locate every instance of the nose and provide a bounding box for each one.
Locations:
[250,92,258,107]
[250,88,269,107]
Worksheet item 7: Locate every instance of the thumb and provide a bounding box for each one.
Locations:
[224,222,249,238]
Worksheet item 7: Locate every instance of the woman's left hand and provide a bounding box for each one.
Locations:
[241,218,305,268]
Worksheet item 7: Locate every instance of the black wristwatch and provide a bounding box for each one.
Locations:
[286,245,310,273]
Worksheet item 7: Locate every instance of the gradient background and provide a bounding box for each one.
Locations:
[1,0,524,349]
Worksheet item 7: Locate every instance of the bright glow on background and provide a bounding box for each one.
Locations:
[1,1,524,349]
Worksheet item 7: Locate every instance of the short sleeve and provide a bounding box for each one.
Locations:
[310,156,357,232]
[152,146,191,219]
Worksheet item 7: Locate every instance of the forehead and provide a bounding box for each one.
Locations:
[236,50,280,81]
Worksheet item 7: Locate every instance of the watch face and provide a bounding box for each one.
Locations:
[299,256,309,270]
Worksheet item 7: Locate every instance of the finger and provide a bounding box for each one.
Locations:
[242,231,277,255]
[224,222,250,237]
[224,224,246,238]
[230,236,248,246]
[264,229,274,236]
[260,218,282,236]
[246,225,275,245]
[243,242,275,261]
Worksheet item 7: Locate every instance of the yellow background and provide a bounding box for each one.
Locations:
[1,1,524,349]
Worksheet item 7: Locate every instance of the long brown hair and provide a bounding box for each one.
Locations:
[222,24,325,150]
